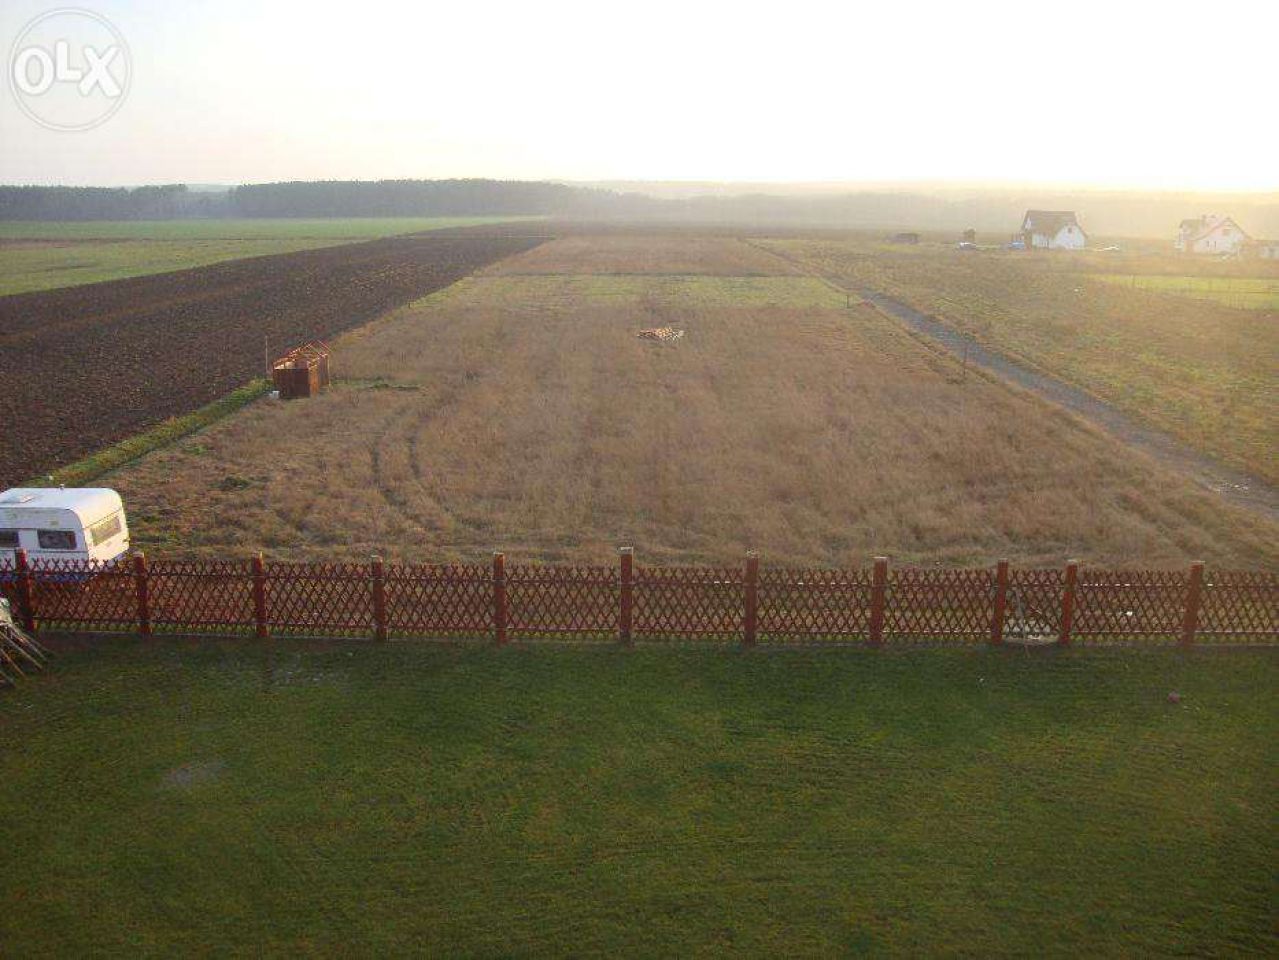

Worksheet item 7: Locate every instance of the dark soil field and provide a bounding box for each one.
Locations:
[0,230,547,487]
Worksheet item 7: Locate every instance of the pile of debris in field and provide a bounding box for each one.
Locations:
[637,327,685,343]
[0,598,48,687]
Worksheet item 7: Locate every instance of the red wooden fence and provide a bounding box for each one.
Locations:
[1,550,1275,646]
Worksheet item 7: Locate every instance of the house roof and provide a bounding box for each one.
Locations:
[1180,215,1250,243]
[1022,210,1084,236]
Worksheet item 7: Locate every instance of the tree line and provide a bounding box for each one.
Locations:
[2,179,1275,239]
[0,180,642,221]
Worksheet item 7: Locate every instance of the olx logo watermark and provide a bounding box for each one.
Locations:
[8,8,130,131]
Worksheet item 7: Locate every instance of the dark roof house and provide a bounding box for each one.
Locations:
[1020,210,1086,249]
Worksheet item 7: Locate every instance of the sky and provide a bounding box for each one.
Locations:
[1,0,1276,190]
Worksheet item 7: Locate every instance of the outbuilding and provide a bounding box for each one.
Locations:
[0,488,130,565]
[271,341,331,399]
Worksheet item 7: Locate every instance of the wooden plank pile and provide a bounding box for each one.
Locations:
[636,327,685,343]
[0,598,48,686]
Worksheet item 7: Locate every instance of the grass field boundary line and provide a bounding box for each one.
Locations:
[744,240,1279,522]
[26,630,1279,652]
[21,380,271,488]
[0,217,545,298]
[0,232,549,486]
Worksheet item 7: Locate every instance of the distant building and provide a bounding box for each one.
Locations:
[1175,215,1250,255]
[889,232,920,244]
[1260,242,1279,260]
[1020,210,1086,250]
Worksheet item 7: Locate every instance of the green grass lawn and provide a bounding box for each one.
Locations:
[2,640,1274,956]
[0,217,538,296]
[1091,273,1279,310]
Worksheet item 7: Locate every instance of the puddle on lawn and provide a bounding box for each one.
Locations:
[162,759,226,790]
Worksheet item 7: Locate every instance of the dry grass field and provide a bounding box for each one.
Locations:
[761,238,1279,484]
[107,233,1278,567]
[492,233,801,276]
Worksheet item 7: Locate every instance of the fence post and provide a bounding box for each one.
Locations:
[371,555,388,642]
[991,559,1009,645]
[493,552,508,645]
[868,556,888,646]
[618,547,633,646]
[743,551,759,647]
[1058,560,1078,647]
[13,548,36,635]
[132,551,152,637]
[252,553,268,639]
[1180,561,1204,648]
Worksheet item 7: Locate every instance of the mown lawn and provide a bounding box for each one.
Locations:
[1,640,1275,956]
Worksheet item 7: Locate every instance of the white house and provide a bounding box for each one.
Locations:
[1020,210,1087,250]
[1255,242,1279,260]
[1175,215,1250,255]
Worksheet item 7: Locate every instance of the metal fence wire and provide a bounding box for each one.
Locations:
[2,551,1274,646]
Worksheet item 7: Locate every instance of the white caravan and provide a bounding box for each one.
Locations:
[0,488,130,565]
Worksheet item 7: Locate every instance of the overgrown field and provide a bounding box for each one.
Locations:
[760,239,1279,484]
[1,640,1274,956]
[110,234,1278,566]
[0,232,547,487]
[0,217,535,295]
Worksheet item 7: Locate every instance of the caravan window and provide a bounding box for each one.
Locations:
[88,514,123,546]
[37,530,76,550]
[0,530,18,549]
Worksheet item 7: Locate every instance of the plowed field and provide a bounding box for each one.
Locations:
[0,232,546,486]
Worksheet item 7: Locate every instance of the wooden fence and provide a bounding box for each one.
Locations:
[1,549,1275,646]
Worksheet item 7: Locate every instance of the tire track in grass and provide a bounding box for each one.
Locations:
[749,240,1279,523]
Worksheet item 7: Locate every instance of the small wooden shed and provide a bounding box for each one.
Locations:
[271,341,331,399]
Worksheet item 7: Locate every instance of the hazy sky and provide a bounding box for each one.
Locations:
[2,0,1276,189]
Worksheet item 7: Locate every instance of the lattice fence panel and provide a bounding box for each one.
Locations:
[28,558,136,630]
[149,560,255,632]
[885,568,991,641]
[1005,568,1064,643]
[509,565,618,639]
[385,564,492,638]
[1199,571,1278,642]
[1073,569,1186,642]
[266,562,373,637]
[0,559,19,614]
[635,566,743,639]
[757,568,871,640]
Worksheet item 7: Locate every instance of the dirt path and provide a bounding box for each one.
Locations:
[750,241,1279,522]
